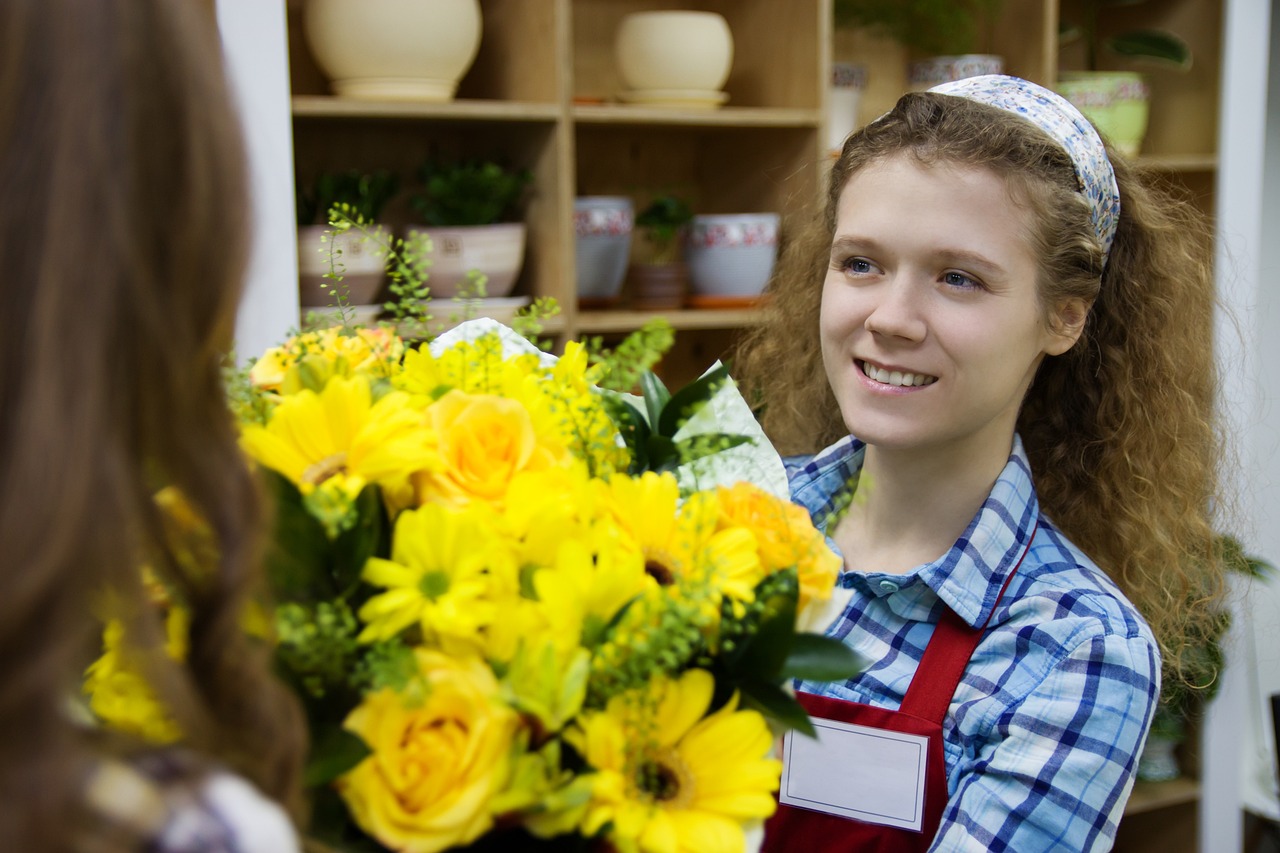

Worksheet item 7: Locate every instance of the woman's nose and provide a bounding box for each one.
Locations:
[863,277,927,342]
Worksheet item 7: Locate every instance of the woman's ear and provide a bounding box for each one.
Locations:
[1044,297,1091,356]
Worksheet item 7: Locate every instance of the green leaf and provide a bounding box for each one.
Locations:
[739,678,816,737]
[259,469,335,602]
[726,577,799,681]
[303,726,371,787]
[331,484,390,597]
[1106,29,1192,69]
[602,394,651,458]
[658,363,731,437]
[643,434,681,473]
[639,371,671,429]
[781,633,868,682]
[672,433,754,466]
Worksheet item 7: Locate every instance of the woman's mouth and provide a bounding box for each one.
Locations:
[859,360,937,388]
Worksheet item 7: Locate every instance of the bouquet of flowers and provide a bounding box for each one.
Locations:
[86,315,859,853]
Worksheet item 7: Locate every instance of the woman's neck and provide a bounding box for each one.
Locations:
[831,436,1013,575]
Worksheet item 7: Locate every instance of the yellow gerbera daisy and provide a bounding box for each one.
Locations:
[356,502,518,650]
[569,669,781,853]
[251,325,404,393]
[239,375,438,507]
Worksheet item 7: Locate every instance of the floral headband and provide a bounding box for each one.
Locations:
[929,74,1120,265]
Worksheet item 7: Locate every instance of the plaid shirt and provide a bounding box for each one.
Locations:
[787,435,1160,852]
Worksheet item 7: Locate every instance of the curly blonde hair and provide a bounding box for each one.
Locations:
[735,92,1225,692]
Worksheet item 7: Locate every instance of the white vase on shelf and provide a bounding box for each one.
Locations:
[303,0,482,102]
[614,11,734,108]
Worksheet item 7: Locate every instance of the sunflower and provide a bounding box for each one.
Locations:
[569,669,781,853]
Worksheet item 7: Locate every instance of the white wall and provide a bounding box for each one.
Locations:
[216,0,299,361]
[1204,0,1279,849]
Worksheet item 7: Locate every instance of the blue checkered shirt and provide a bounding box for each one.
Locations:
[787,435,1160,852]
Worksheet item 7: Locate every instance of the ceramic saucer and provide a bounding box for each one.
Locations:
[618,88,729,109]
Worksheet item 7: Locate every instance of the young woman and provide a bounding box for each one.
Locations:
[0,0,305,849]
[737,76,1225,851]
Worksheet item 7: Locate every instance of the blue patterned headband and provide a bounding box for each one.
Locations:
[929,74,1120,265]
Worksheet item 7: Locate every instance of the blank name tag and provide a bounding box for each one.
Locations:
[779,718,930,832]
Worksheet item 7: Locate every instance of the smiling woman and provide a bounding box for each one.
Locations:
[736,75,1225,852]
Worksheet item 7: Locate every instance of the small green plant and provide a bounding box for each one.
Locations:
[1060,1,1191,72]
[832,0,1004,56]
[297,169,399,227]
[635,195,694,266]
[410,159,533,227]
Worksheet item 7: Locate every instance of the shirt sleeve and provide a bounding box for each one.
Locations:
[927,629,1160,853]
[154,771,301,853]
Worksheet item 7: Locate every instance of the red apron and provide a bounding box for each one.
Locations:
[763,529,1033,853]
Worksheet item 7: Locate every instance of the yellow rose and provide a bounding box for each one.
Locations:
[338,649,520,853]
[715,482,840,612]
[413,390,565,508]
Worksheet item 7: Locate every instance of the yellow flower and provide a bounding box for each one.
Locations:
[412,390,566,509]
[569,669,781,853]
[714,482,841,614]
[251,325,404,393]
[357,502,517,650]
[83,607,190,744]
[338,649,520,853]
[240,376,438,509]
[396,334,541,400]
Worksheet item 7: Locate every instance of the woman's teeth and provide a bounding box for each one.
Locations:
[860,361,937,387]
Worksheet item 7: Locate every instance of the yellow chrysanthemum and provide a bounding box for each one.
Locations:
[83,607,190,744]
[412,390,567,509]
[569,669,781,853]
[251,325,404,393]
[240,375,438,508]
[357,502,518,650]
[395,334,542,400]
[534,536,650,654]
[714,482,841,614]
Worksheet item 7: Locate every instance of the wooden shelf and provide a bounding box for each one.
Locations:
[1124,777,1202,816]
[291,96,560,123]
[571,105,821,128]
[575,308,765,334]
[1134,153,1218,173]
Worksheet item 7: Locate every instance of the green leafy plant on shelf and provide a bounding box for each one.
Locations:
[1060,1,1192,72]
[832,0,1004,56]
[634,194,694,266]
[297,169,399,227]
[409,158,533,227]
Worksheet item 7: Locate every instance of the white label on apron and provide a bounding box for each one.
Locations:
[779,719,929,832]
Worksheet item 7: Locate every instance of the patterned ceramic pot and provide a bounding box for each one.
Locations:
[404,223,526,299]
[686,213,780,301]
[908,54,1004,91]
[297,224,389,307]
[1055,71,1150,157]
[574,197,633,305]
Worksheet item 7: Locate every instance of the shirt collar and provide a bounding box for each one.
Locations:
[787,435,1041,629]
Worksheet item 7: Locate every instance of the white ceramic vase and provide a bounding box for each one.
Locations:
[303,0,483,102]
[405,223,526,299]
[686,213,780,305]
[297,224,389,307]
[615,11,733,97]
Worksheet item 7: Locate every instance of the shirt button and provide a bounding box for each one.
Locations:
[878,580,900,594]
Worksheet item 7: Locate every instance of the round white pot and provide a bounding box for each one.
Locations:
[303,0,482,102]
[297,224,389,307]
[574,196,633,305]
[686,213,780,305]
[615,11,733,94]
[405,223,526,300]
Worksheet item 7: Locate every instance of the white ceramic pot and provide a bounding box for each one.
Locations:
[297,224,389,307]
[303,0,482,101]
[574,197,633,305]
[686,213,780,304]
[405,223,526,299]
[615,11,733,94]
[908,54,1004,92]
[828,62,868,154]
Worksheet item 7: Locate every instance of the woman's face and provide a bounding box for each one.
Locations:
[819,155,1082,461]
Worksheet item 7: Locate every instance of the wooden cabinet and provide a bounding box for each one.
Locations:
[284,0,830,387]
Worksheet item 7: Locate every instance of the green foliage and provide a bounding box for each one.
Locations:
[298,169,399,226]
[832,0,1004,56]
[411,159,533,227]
[1059,2,1192,71]
[584,319,676,393]
[635,195,694,265]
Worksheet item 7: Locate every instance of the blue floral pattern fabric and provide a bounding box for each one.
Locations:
[930,74,1121,265]
[787,435,1159,852]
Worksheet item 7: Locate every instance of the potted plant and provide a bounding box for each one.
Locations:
[1137,535,1275,781]
[1056,2,1192,157]
[832,0,1006,90]
[629,194,694,311]
[406,158,533,301]
[296,168,399,307]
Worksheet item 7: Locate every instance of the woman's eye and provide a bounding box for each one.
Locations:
[842,257,874,275]
[943,270,982,290]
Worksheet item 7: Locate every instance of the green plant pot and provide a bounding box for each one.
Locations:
[1055,71,1150,158]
